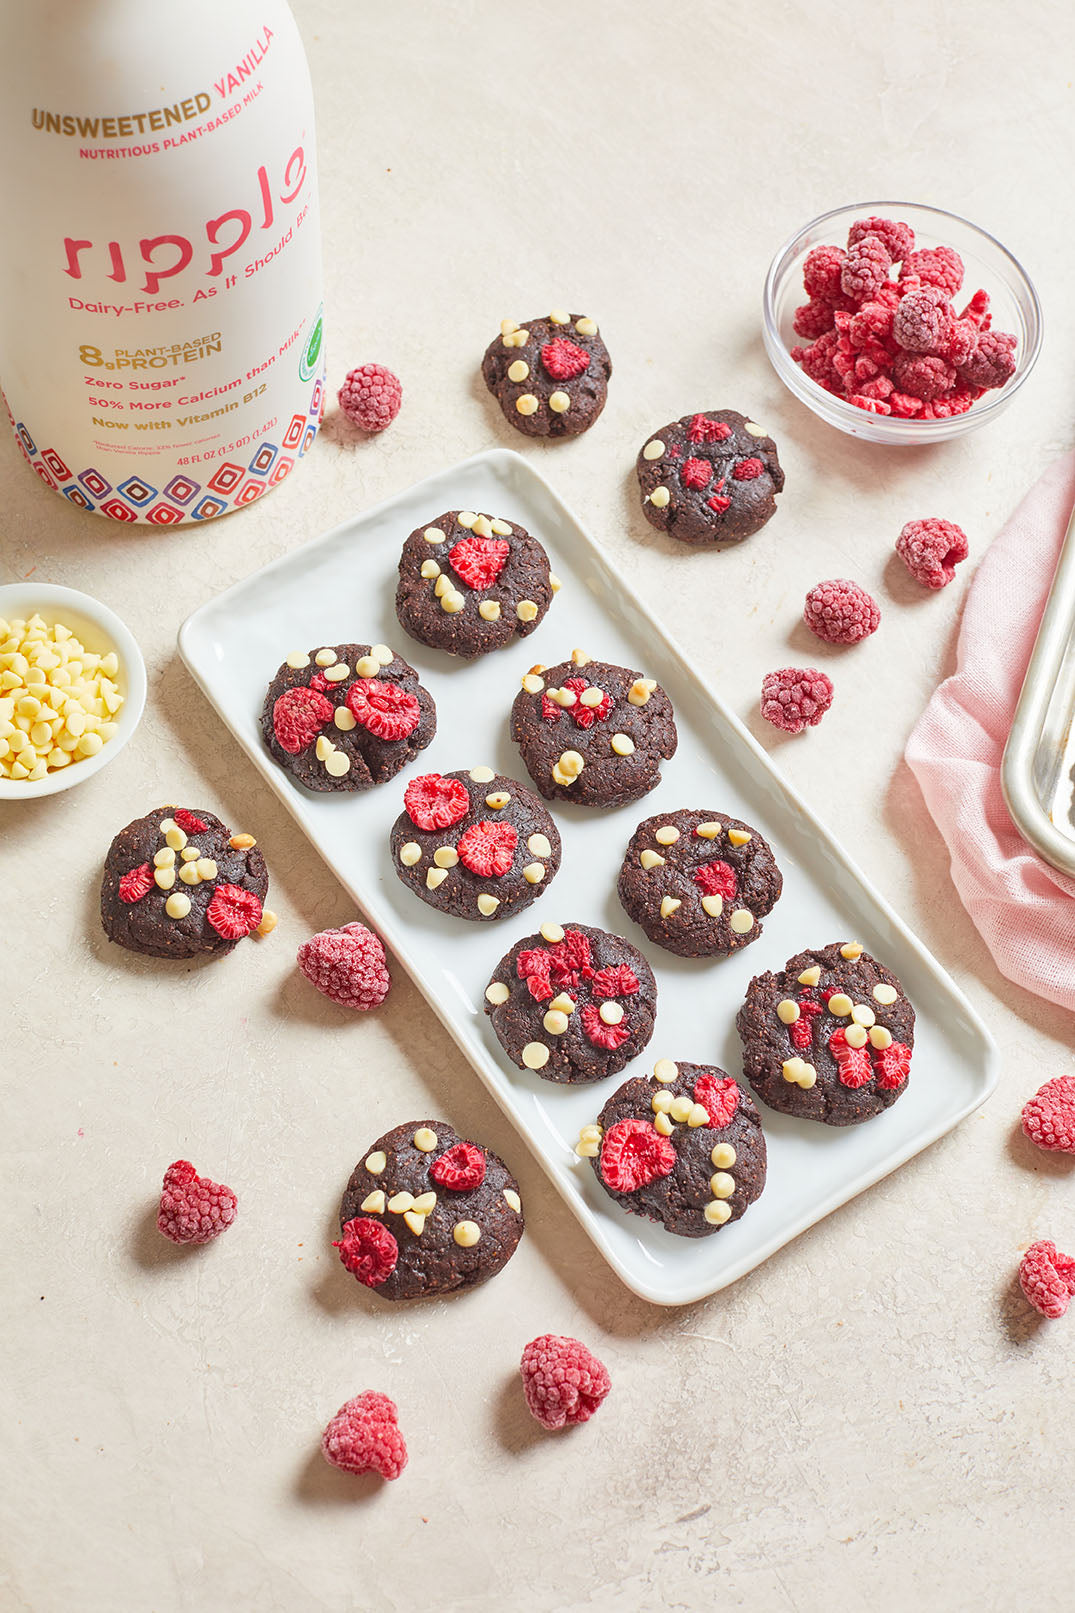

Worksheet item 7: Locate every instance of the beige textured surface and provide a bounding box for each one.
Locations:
[3,2,1075,1609]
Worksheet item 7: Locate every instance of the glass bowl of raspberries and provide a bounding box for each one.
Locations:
[763,202,1042,443]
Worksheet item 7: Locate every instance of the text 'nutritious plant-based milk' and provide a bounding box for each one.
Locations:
[0,0,324,524]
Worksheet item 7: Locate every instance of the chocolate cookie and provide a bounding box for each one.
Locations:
[395,508,557,659]
[481,310,611,438]
[100,805,269,960]
[337,1121,524,1301]
[636,410,784,546]
[510,651,677,809]
[390,766,561,923]
[260,641,435,793]
[617,809,782,957]
[485,921,657,1083]
[737,941,915,1126]
[578,1060,767,1237]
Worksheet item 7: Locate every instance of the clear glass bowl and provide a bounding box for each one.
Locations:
[762,201,1043,445]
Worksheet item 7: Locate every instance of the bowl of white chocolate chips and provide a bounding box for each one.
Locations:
[0,583,146,799]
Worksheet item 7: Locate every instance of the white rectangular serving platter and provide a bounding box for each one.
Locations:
[179,448,999,1306]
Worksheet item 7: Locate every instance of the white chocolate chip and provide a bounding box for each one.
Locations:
[549,391,571,413]
[686,1104,710,1128]
[727,828,752,847]
[324,663,349,683]
[570,649,591,667]
[441,591,466,614]
[782,1057,817,1088]
[576,1139,600,1158]
[500,319,518,336]
[548,307,569,324]
[611,733,635,756]
[540,922,564,943]
[652,1090,674,1114]
[154,867,176,890]
[503,1189,522,1212]
[453,1220,481,1247]
[627,678,657,707]
[360,1190,386,1214]
[827,993,853,1017]
[869,1025,893,1049]
[642,440,665,461]
[654,1112,674,1137]
[844,1024,869,1049]
[515,394,539,416]
[701,894,724,919]
[165,892,191,919]
[413,1128,438,1152]
[403,1211,427,1236]
[412,1193,436,1214]
[165,825,187,851]
[478,600,502,622]
[549,573,562,592]
[599,1001,624,1026]
[654,825,680,846]
[873,983,898,1005]
[434,847,459,868]
[776,999,800,1025]
[640,849,665,871]
[355,654,380,677]
[423,526,445,544]
[710,1171,736,1199]
[334,706,357,731]
[744,421,768,437]
[575,317,598,335]
[660,896,681,918]
[486,981,510,1005]
[579,687,604,708]
[421,558,441,580]
[841,941,864,960]
[523,863,546,884]
[527,833,552,857]
[797,965,822,987]
[649,486,670,508]
[153,847,175,869]
[695,821,721,839]
[426,868,449,889]
[522,672,545,694]
[179,863,201,886]
[473,516,493,539]
[552,750,584,787]
[325,752,351,777]
[543,1009,569,1035]
[547,686,577,708]
[507,359,529,382]
[315,735,333,761]
[457,511,477,529]
[578,1124,602,1143]
[491,519,513,536]
[434,574,452,599]
[851,1004,876,1027]
[285,651,310,669]
[399,842,422,866]
[669,1095,693,1123]
[549,993,575,1014]
[315,648,336,667]
[711,1142,736,1168]
[653,1058,679,1083]
[517,600,539,622]
[365,1151,387,1174]
[194,858,217,882]
[372,645,393,666]
[476,894,500,916]
[387,1191,414,1214]
[522,1041,549,1070]
[705,1200,732,1225]
[485,791,511,809]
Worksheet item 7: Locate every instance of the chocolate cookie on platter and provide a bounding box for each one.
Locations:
[510,650,677,809]
[481,310,611,438]
[578,1060,767,1237]
[395,508,557,659]
[636,410,784,546]
[260,641,436,793]
[101,805,268,960]
[337,1121,524,1301]
[737,941,915,1126]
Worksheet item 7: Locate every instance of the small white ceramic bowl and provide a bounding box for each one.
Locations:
[0,582,146,800]
[762,200,1043,444]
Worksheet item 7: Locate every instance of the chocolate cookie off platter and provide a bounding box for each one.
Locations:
[178,448,997,1305]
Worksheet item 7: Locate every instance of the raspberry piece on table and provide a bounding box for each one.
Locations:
[338,363,402,433]
[157,1159,237,1245]
[205,883,263,940]
[681,457,713,491]
[793,300,837,341]
[520,1335,611,1430]
[829,1028,873,1088]
[118,862,154,903]
[173,809,208,834]
[1021,1076,1075,1154]
[692,1073,739,1128]
[430,1141,487,1191]
[896,518,969,589]
[321,1391,407,1479]
[344,678,420,742]
[297,921,390,1011]
[599,1117,676,1191]
[448,534,510,590]
[802,244,847,302]
[272,686,334,754]
[540,338,591,380]
[580,1003,632,1050]
[900,245,964,296]
[457,820,518,878]
[803,579,880,645]
[893,285,955,354]
[892,351,956,401]
[956,328,1017,390]
[589,964,640,999]
[840,233,892,303]
[688,414,732,444]
[693,859,738,899]
[334,1216,399,1286]
[873,1040,911,1090]
[760,667,834,735]
[848,216,915,264]
[1019,1240,1075,1320]
[404,773,470,831]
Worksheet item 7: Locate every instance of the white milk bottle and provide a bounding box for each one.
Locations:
[0,0,324,524]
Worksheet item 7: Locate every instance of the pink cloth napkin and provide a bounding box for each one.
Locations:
[905,449,1075,1013]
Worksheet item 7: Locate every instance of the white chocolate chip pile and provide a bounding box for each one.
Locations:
[0,613,123,781]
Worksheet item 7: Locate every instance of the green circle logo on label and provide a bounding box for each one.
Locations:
[299,304,324,382]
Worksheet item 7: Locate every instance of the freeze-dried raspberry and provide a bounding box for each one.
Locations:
[449,534,510,590]
[688,414,732,444]
[540,338,591,380]
[789,995,823,1049]
[830,1028,873,1088]
[308,672,331,694]
[732,458,763,482]
[338,363,402,433]
[849,301,895,350]
[404,772,470,831]
[692,1073,739,1128]
[956,328,1017,390]
[760,666,834,735]
[803,579,881,645]
[334,1216,399,1286]
[119,862,154,903]
[707,493,731,513]
[889,391,925,418]
[896,518,969,589]
[793,300,836,341]
[297,922,390,1011]
[157,1159,237,1245]
[517,928,592,1001]
[1019,1240,1075,1321]
[841,233,892,303]
[802,243,847,301]
[693,859,738,899]
[893,285,954,354]
[900,246,964,296]
[205,883,263,940]
[855,374,894,401]
[457,820,518,878]
[944,319,978,368]
[173,809,208,834]
[681,457,713,490]
[847,394,892,415]
[272,686,334,754]
[1021,1076,1075,1154]
[517,951,553,1001]
[920,387,980,420]
[580,1003,631,1050]
[589,964,640,1000]
[891,351,956,401]
[792,329,841,392]
[848,216,915,263]
[321,1392,407,1480]
[599,1117,676,1191]
[557,676,612,730]
[430,1141,487,1191]
[874,1041,911,1090]
[345,678,420,742]
[520,1335,611,1430]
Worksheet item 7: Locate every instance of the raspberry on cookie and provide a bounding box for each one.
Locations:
[636,411,784,546]
[481,310,611,438]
